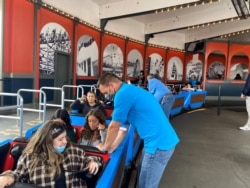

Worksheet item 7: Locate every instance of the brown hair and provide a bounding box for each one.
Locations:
[23,120,68,177]
[81,109,107,141]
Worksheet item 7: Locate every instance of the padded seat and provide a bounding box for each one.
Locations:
[0,141,11,173]
[2,138,28,172]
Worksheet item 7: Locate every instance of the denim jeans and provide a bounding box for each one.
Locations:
[160,93,175,118]
[137,147,175,188]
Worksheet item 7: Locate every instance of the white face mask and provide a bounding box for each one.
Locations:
[105,86,115,100]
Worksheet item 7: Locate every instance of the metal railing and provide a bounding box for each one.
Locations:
[0,92,24,136]
[39,86,64,109]
[17,89,47,123]
[62,85,84,104]
[79,84,97,93]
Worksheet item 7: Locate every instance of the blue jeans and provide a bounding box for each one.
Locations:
[137,147,175,188]
[161,93,175,118]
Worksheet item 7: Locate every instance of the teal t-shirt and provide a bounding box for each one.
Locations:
[112,83,179,154]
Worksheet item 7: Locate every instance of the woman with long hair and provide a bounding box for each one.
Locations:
[78,109,107,147]
[70,91,107,116]
[0,120,101,188]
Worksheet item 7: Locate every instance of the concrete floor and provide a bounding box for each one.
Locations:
[160,106,250,188]
[1,104,250,188]
[0,108,60,140]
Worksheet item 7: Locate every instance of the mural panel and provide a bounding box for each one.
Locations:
[148,53,164,79]
[77,35,98,76]
[186,59,203,82]
[103,43,123,77]
[207,61,225,79]
[40,22,71,75]
[127,49,143,78]
[167,56,183,81]
[230,63,248,80]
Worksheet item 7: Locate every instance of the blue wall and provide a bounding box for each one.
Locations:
[3,77,33,105]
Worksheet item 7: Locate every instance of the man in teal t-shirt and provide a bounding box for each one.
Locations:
[97,73,179,188]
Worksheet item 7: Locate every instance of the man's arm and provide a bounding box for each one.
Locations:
[108,127,127,153]
[102,120,120,151]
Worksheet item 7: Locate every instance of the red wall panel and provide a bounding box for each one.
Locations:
[4,0,34,73]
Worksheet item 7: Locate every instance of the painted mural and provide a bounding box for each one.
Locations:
[77,35,98,76]
[40,22,71,75]
[186,59,203,82]
[207,61,225,79]
[167,56,183,81]
[230,63,248,80]
[148,53,164,79]
[103,43,124,77]
[127,49,143,78]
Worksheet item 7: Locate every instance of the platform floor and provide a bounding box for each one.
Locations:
[1,104,250,188]
[160,105,250,188]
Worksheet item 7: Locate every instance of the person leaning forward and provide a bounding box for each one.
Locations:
[97,72,179,188]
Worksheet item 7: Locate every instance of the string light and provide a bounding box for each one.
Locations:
[188,17,239,30]
[154,0,220,14]
[31,1,185,51]
[220,29,250,38]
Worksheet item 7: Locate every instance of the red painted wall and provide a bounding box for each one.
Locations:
[3,1,250,88]
[4,0,34,73]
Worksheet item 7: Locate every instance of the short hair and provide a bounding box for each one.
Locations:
[97,72,120,87]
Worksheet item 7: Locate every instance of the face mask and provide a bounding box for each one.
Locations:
[105,86,115,100]
[54,145,66,153]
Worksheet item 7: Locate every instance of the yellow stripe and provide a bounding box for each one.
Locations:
[187,108,206,113]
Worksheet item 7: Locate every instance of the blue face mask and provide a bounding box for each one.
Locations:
[54,145,66,153]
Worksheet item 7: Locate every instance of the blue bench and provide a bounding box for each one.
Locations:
[182,90,207,110]
[170,93,186,117]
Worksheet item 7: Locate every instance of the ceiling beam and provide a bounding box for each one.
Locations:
[184,18,250,42]
[99,0,200,19]
[144,0,237,34]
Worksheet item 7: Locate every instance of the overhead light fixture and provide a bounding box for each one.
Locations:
[231,0,250,19]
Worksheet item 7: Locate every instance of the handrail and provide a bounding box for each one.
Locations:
[0,92,24,136]
[17,89,46,123]
[62,85,84,103]
[79,84,97,93]
[39,87,64,110]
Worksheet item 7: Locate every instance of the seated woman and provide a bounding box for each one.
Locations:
[182,82,195,91]
[196,82,203,91]
[0,120,101,188]
[51,108,76,142]
[78,109,107,147]
[70,91,107,116]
